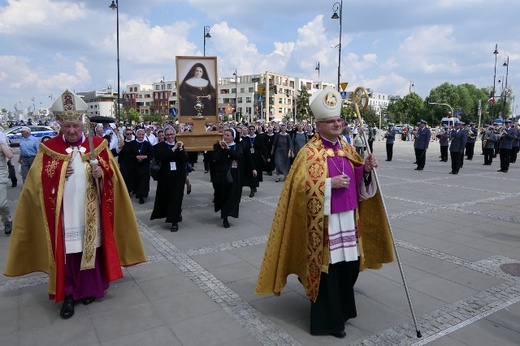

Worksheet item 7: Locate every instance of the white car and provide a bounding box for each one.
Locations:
[5,125,59,145]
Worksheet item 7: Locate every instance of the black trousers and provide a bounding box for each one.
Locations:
[310,260,359,335]
[483,148,494,165]
[450,151,462,173]
[465,142,475,160]
[386,143,393,161]
[440,146,448,161]
[415,148,426,169]
[510,147,519,163]
[499,148,511,172]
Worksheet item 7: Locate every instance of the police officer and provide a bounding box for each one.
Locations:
[384,123,396,161]
[482,125,497,165]
[449,121,467,174]
[414,120,430,170]
[465,123,478,160]
[510,123,520,163]
[497,120,515,173]
[436,125,449,162]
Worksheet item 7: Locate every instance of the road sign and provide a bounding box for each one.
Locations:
[171,107,178,116]
[340,82,349,91]
[340,91,347,100]
[258,86,264,94]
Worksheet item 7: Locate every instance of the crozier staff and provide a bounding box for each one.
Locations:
[255,86,393,339]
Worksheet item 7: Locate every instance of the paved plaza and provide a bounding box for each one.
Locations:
[1,139,520,345]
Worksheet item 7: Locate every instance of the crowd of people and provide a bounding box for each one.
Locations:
[5,87,516,339]
[382,119,520,174]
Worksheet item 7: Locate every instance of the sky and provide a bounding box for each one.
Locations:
[0,0,519,115]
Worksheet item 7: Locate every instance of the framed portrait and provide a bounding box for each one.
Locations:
[176,56,218,122]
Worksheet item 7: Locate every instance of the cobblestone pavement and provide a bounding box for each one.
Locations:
[1,139,519,345]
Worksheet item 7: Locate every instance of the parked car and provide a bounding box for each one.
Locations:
[5,125,59,145]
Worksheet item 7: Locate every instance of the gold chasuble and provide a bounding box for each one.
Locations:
[255,134,394,302]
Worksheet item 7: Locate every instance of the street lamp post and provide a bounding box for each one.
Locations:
[492,44,499,119]
[109,0,121,119]
[502,56,509,120]
[233,69,238,122]
[203,26,211,56]
[409,80,415,94]
[331,1,343,90]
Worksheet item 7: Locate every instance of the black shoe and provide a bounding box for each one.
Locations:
[82,297,96,305]
[11,181,17,187]
[186,183,192,195]
[60,296,75,319]
[497,169,503,172]
[385,159,391,161]
[414,167,423,170]
[249,191,255,197]
[4,221,12,235]
[171,223,178,232]
[331,331,346,338]
[138,198,144,204]
[223,219,230,228]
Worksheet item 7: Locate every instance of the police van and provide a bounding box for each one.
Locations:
[441,117,460,128]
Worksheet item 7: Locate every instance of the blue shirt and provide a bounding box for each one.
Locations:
[20,135,40,157]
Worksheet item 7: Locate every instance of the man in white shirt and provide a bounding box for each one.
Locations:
[144,126,158,146]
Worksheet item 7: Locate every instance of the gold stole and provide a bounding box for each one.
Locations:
[80,162,99,270]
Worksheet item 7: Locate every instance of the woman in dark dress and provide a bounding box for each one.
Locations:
[262,125,276,175]
[271,124,293,182]
[128,129,154,204]
[150,127,188,232]
[242,125,268,197]
[213,128,243,228]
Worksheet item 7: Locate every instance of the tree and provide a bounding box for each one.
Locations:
[427,83,489,125]
[125,108,140,124]
[386,92,425,125]
[295,86,311,122]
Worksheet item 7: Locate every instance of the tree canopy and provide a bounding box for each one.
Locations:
[384,82,514,127]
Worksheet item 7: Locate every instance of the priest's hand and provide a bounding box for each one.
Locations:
[364,154,378,172]
[332,174,350,189]
[92,165,103,179]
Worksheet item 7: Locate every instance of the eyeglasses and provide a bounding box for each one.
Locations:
[319,119,344,125]
[165,133,175,136]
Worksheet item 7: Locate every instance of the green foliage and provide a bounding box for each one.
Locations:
[387,81,514,127]
[143,114,164,124]
[387,92,425,125]
[295,86,311,122]
[427,83,490,125]
[123,108,140,124]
